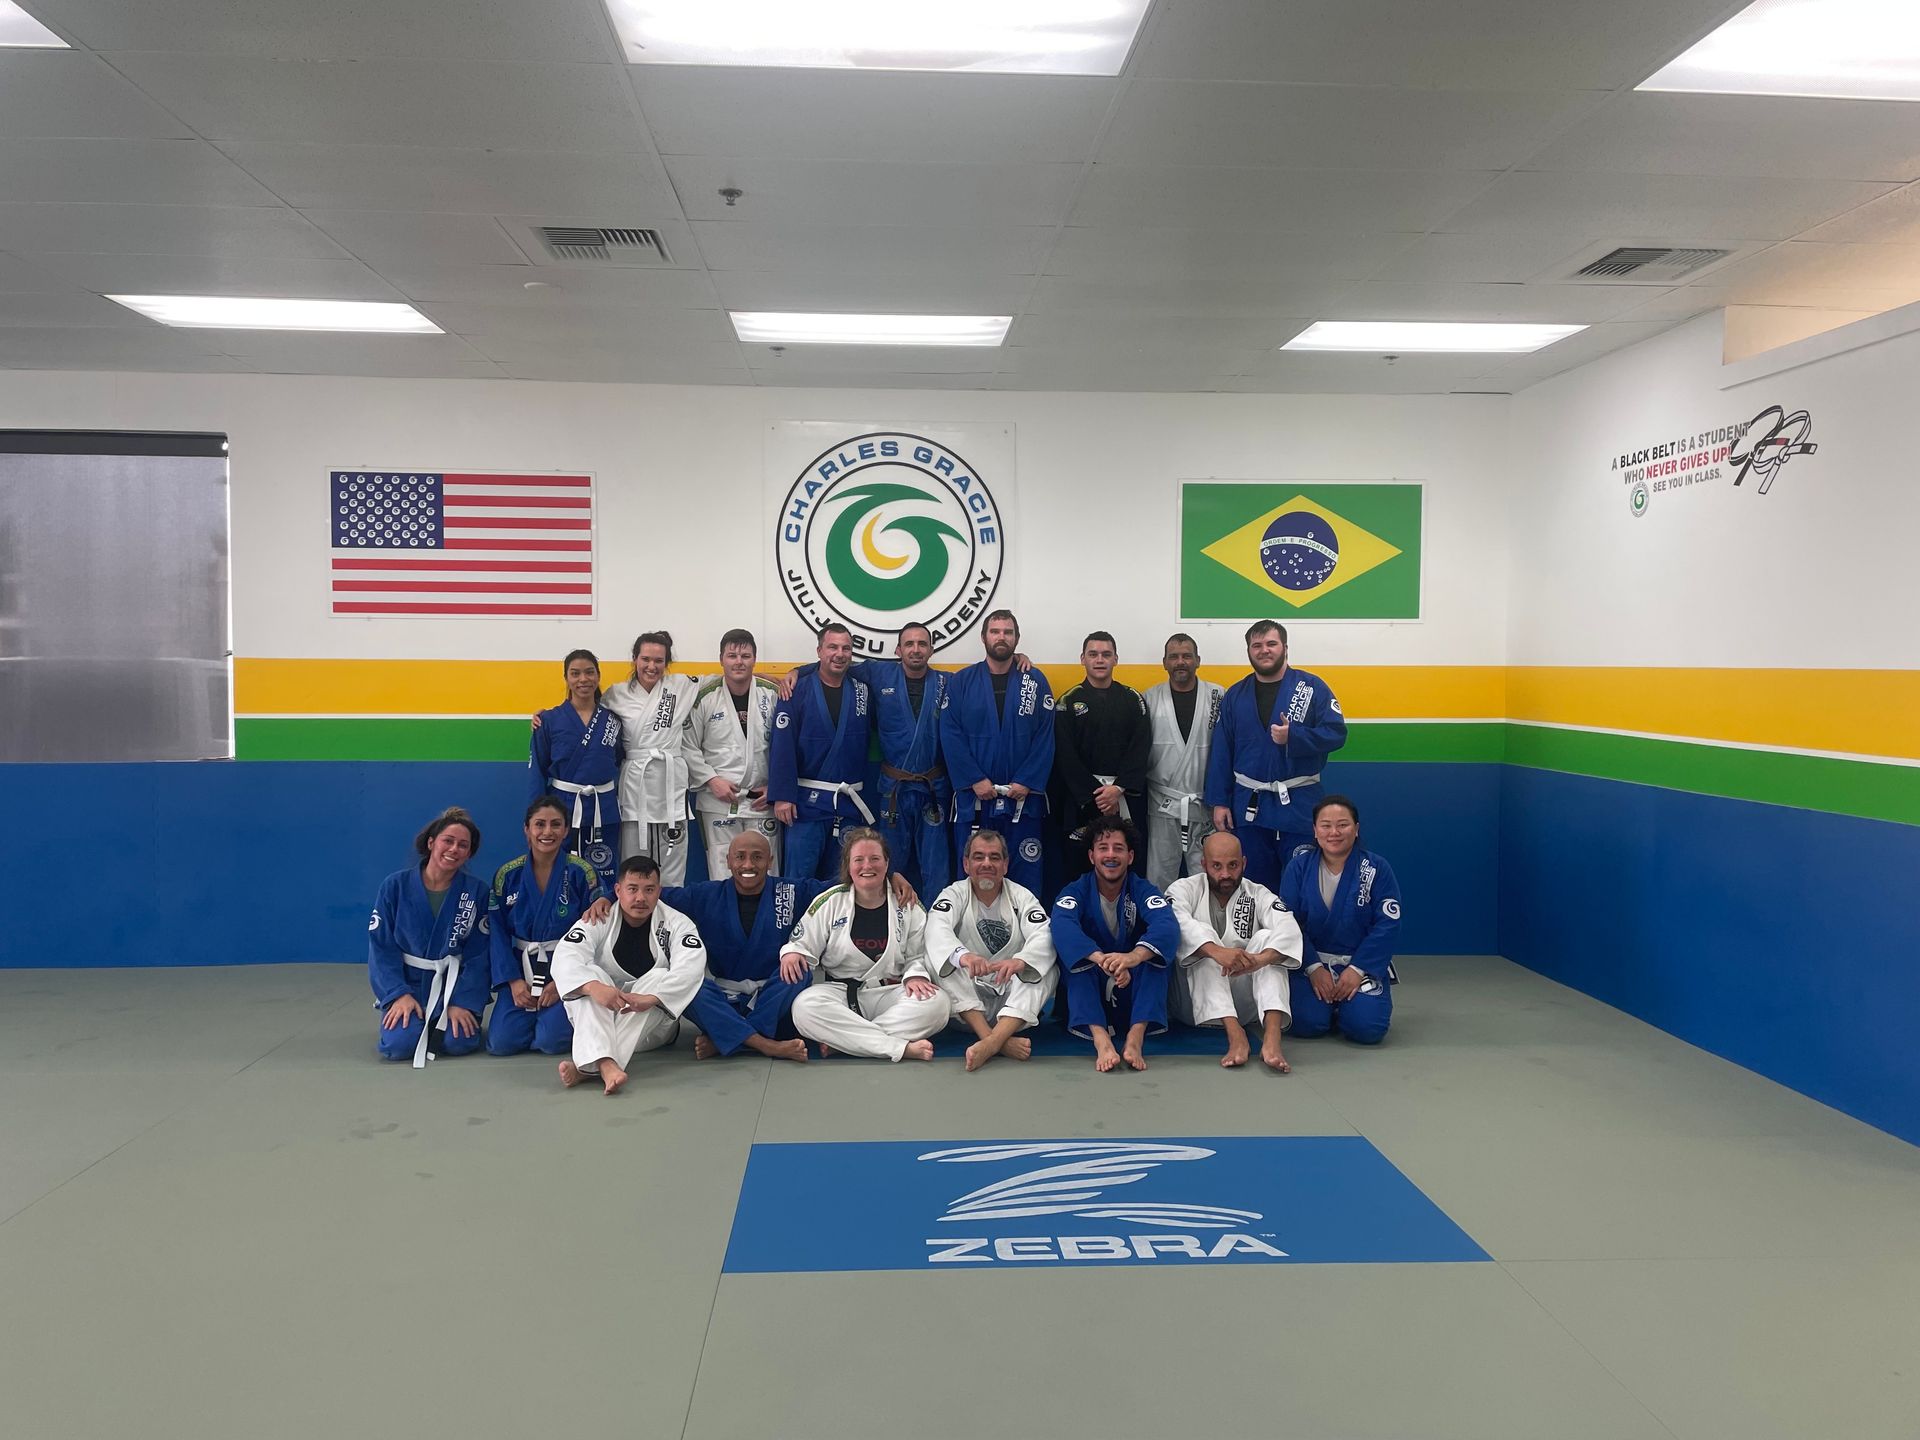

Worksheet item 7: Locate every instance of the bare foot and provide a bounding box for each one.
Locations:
[600,1062,628,1095]
[557,1059,582,1088]
[693,1034,717,1060]
[1261,1042,1291,1074]
[1003,1035,1032,1061]
[902,1039,935,1061]
[818,1043,833,1058]
[1122,1043,1148,1072]
[765,1037,808,1063]
[965,1041,991,1072]
[1092,1036,1121,1073]
[1221,1037,1251,1068]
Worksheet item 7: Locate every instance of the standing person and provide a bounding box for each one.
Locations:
[1166,832,1300,1073]
[485,796,611,1059]
[368,807,492,1068]
[684,628,782,880]
[1048,819,1179,1074]
[1052,630,1150,880]
[925,828,1056,1071]
[782,829,950,1062]
[1280,796,1401,1046]
[769,623,874,881]
[527,649,622,893]
[939,610,1055,894]
[1205,619,1346,890]
[601,631,696,885]
[550,856,707,1095]
[1143,633,1224,890]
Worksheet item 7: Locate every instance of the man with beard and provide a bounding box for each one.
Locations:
[1204,619,1346,890]
[939,610,1055,893]
[925,828,1056,1071]
[1052,631,1151,881]
[1166,832,1301,1072]
[1143,633,1224,889]
[1048,819,1179,1074]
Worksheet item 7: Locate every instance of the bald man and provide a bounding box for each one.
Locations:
[1165,832,1302,1072]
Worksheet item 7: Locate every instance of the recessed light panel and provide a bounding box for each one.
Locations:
[0,2,67,47]
[1640,0,1920,102]
[1283,322,1587,354]
[730,312,1012,346]
[107,296,443,333]
[608,0,1152,75]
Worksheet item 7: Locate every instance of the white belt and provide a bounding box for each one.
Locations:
[549,777,615,836]
[513,936,557,994]
[1232,770,1321,811]
[1092,774,1133,823]
[797,777,876,824]
[1319,952,1353,966]
[712,973,766,1000]
[1149,785,1206,847]
[401,951,462,1070]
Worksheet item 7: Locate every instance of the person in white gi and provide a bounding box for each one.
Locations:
[925,828,1057,1071]
[550,854,706,1095]
[683,627,782,880]
[781,827,950,1061]
[600,630,697,885]
[1144,632,1225,890]
[1168,832,1301,1073]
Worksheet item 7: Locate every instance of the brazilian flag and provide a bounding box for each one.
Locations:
[1180,483,1422,620]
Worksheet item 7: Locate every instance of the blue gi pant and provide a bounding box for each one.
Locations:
[375,1010,485,1062]
[1236,825,1314,892]
[685,976,808,1056]
[1288,964,1392,1044]
[878,785,950,896]
[484,994,575,1056]
[1062,959,1169,1040]
[782,817,847,882]
[954,804,1046,894]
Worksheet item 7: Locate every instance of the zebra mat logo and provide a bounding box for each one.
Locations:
[777,432,1005,656]
[722,1135,1489,1273]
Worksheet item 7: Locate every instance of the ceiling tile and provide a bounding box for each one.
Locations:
[1703,242,1920,307]
[0,139,279,207]
[708,270,1032,314]
[381,260,716,308]
[1098,81,1606,172]
[1797,183,1920,245]
[23,251,404,299]
[1441,172,1902,243]
[189,330,504,374]
[110,55,644,149]
[0,251,86,294]
[499,358,753,384]
[759,369,995,390]
[1042,227,1414,284]
[1070,165,1498,232]
[634,68,1116,163]
[1364,231,1611,284]
[1022,273,1342,319]
[1318,281,1656,324]
[465,334,744,369]
[0,325,237,368]
[691,222,1055,276]
[665,156,1084,226]
[1008,312,1294,349]
[38,0,615,62]
[0,290,154,326]
[0,202,343,258]
[437,304,732,348]
[0,52,192,140]
[300,211,529,267]
[1479,320,1680,388]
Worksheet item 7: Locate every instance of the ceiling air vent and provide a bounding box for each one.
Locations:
[532,226,672,265]
[1568,246,1733,283]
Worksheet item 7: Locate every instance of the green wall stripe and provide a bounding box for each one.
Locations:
[1336,722,1508,763]
[236,717,531,761]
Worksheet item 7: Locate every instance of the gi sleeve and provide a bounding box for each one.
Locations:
[1247,883,1305,969]
[1203,695,1236,809]
[681,697,719,790]
[1118,688,1152,794]
[551,916,611,999]
[1012,674,1056,793]
[1049,887,1101,972]
[1278,849,1324,971]
[897,902,933,983]
[488,870,518,990]
[528,718,554,804]
[451,886,494,1014]
[1288,682,1347,767]
[366,873,411,1007]
[937,678,987,792]
[1014,896,1057,981]
[923,884,967,975]
[1350,859,1402,980]
[1137,887,1178,967]
[781,893,834,968]
[1053,688,1098,813]
[767,691,802,806]
[1168,879,1221,967]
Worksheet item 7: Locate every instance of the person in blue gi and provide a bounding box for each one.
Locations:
[1049,818,1180,1073]
[527,648,623,893]
[1280,795,1400,1045]
[368,806,492,1068]
[485,795,612,1058]
[1205,619,1347,890]
[769,622,874,882]
[939,609,1055,894]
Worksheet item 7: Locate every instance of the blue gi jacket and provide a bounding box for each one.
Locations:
[1279,845,1402,978]
[1048,870,1179,973]
[768,672,873,819]
[367,864,492,1012]
[939,662,1055,824]
[1203,667,1346,832]
[661,876,830,983]
[487,851,603,990]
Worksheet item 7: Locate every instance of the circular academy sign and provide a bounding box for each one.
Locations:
[776,431,1005,655]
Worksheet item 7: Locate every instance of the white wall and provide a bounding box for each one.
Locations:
[1508,312,1920,669]
[0,371,1511,665]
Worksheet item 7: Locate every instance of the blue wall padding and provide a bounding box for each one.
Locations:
[1499,767,1920,1147]
[0,758,1497,969]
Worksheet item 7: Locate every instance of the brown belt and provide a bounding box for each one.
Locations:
[880,762,944,784]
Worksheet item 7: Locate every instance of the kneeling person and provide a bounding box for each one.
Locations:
[551,856,707,1094]
[925,829,1057,1071]
[783,828,950,1061]
[1049,819,1179,1073]
[1279,795,1401,1045]
[1167,832,1301,1072]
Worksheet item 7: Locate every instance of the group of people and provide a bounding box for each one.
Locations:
[367,613,1404,1089]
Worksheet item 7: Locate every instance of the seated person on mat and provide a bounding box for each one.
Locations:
[369,806,492,1068]
[1049,818,1179,1074]
[1279,795,1401,1045]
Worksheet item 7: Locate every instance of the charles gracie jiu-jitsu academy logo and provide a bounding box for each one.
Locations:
[777,432,1005,656]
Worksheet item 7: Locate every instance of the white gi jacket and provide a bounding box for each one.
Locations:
[1145,679,1225,830]
[683,675,779,820]
[550,900,708,1017]
[782,885,933,989]
[603,673,696,825]
[923,878,1057,986]
[1164,873,1303,970]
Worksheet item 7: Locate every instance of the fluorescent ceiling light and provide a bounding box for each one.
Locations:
[730,312,1011,346]
[606,0,1152,75]
[106,295,443,334]
[1283,322,1587,354]
[1640,0,1920,102]
[0,2,67,47]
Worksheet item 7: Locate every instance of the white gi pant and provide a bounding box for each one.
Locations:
[694,805,782,883]
[563,990,682,1072]
[1174,959,1292,1028]
[937,966,1050,1028]
[1146,802,1214,891]
[792,979,950,1061]
[620,819,689,886]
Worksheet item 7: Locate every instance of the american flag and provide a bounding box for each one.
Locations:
[329,470,594,617]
